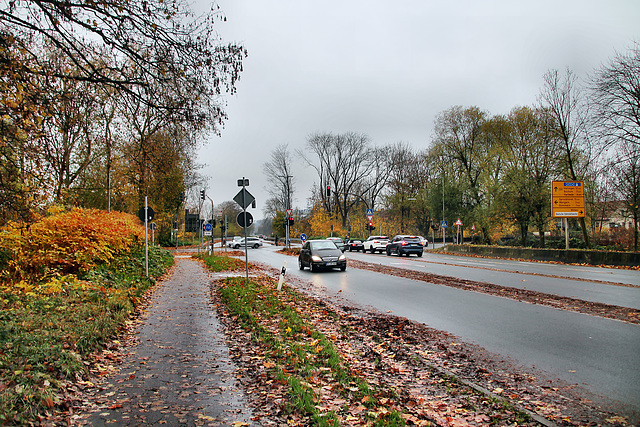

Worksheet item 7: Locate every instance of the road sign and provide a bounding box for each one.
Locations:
[204,231,212,236]
[233,188,255,209]
[204,223,212,232]
[300,233,307,242]
[286,209,293,217]
[367,215,373,221]
[552,181,585,218]
[471,224,476,231]
[366,208,373,216]
[138,206,155,222]
[441,220,448,228]
[236,211,254,228]
[454,218,463,226]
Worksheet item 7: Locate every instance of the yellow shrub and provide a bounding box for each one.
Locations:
[0,208,145,283]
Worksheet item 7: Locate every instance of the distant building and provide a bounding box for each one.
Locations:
[593,200,636,231]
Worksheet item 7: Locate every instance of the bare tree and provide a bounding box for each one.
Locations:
[300,132,375,227]
[538,69,592,248]
[263,144,295,217]
[590,43,640,149]
[610,143,640,251]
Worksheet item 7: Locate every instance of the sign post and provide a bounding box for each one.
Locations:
[234,178,255,283]
[552,181,585,249]
[454,218,463,244]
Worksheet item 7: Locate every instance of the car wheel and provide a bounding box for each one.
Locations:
[310,263,317,272]
[298,258,304,270]
[369,246,375,254]
[349,247,353,252]
[386,248,391,256]
[417,251,423,257]
[253,244,259,249]
[340,265,346,271]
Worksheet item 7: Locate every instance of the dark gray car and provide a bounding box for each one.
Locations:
[298,239,347,272]
[386,235,423,257]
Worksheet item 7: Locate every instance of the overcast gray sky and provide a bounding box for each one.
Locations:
[197,0,639,220]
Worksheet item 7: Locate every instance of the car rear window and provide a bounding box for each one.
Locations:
[403,237,420,242]
[311,241,339,250]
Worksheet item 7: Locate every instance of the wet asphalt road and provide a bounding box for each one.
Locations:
[246,245,640,415]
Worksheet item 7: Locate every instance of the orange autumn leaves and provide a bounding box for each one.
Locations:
[0,207,145,284]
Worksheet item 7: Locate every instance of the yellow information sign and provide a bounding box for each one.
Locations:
[552,181,585,218]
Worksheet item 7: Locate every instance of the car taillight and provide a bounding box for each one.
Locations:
[401,241,407,246]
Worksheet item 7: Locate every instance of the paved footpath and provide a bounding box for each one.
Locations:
[82,255,256,426]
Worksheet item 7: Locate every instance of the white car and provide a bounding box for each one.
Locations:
[227,236,243,248]
[362,235,389,253]
[232,237,263,249]
[418,236,429,246]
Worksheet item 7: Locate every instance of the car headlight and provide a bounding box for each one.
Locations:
[339,254,346,261]
[311,255,322,262]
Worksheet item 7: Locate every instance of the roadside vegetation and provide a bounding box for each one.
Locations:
[0,208,173,425]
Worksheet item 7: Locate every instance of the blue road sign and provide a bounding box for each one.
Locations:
[300,233,307,242]
[366,208,373,215]
[441,220,448,228]
[204,223,212,232]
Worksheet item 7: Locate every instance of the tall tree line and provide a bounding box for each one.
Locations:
[264,44,639,249]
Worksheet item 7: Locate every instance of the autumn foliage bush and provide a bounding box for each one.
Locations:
[0,207,145,284]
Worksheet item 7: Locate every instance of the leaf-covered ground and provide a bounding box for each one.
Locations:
[212,261,634,426]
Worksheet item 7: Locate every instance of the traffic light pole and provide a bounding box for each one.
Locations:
[207,196,214,253]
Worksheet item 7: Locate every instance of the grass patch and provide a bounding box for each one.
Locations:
[216,275,405,426]
[193,252,246,272]
[0,246,173,425]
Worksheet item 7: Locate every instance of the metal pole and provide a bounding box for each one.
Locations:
[442,174,445,246]
[242,178,249,283]
[565,218,570,250]
[208,197,214,253]
[145,196,149,277]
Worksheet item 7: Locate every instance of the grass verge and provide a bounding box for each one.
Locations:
[214,268,404,426]
[0,245,173,425]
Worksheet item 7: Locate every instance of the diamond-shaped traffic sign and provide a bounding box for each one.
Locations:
[233,188,255,209]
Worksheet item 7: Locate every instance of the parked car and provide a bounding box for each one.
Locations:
[298,239,347,272]
[386,235,424,257]
[345,238,364,252]
[327,237,346,252]
[417,236,429,246]
[232,237,263,249]
[362,235,389,253]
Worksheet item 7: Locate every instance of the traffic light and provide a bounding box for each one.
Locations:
[367,221,375,231]
[212,219,216,228]
[200,189,205,200]
[326,185,331,197]
[288,217,295,226]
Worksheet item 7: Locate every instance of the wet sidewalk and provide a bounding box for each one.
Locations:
[81,255,255,426]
